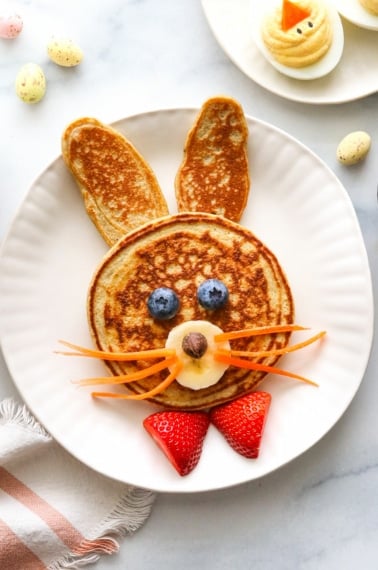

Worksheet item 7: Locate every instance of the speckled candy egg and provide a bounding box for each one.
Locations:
[15,63,46,104]
[47,38,83,67]
[337,131,371,165]
[0,13,23,39]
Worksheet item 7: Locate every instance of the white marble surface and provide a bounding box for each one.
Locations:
[1,0,377,568]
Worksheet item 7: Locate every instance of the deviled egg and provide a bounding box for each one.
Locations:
[250,0,344,80]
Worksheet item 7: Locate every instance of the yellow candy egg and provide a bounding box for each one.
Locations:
[336,131,371,166]
[47,38,83,67]
[15,63,46,104]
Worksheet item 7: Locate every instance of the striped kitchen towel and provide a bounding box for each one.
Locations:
[0,398,156,569]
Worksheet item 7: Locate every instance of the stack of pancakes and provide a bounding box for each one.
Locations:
[62,96,294,410]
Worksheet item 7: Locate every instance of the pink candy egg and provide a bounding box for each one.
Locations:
[0,13,23,39]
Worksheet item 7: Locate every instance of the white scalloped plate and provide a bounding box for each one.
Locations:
[202,0,378,103]
[0,109,373,493]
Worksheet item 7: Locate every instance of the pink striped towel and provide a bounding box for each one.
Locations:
[0,398,155,569]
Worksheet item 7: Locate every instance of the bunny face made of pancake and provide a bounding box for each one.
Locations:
[59,97,324,474]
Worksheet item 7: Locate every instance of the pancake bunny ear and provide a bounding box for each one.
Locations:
[61,117,169,246]
[175,96,250,223]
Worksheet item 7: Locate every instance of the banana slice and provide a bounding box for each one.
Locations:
[165,320,230,390]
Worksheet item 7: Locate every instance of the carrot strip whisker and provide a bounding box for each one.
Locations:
[216,330,326,358]
[92,360,183,400]
[73,356,178,386]
[214,353,318,387]
[214,324,307,343]
[57,340,176,361]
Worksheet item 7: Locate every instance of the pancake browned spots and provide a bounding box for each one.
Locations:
[62,117,168,245]
[88,212,294,410]
[175,96,250,222]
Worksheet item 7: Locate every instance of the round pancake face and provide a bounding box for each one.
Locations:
[88,212,294,410]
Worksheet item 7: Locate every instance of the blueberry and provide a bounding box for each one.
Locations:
[147,287,179,320]
[197,279,229,310]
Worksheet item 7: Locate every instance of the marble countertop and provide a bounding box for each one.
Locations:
[1,1,377,568]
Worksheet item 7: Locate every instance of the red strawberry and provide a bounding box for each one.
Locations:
[209,392,271,458]
[143,411,210,476]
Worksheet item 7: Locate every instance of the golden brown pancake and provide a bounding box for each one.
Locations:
[61,117,169,246]
[175,96,250,222]
[88,212,294,410]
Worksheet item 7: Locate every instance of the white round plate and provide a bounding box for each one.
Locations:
[250,0,344,81]
[0,109,373,493]
[202,0,378,104]
[334,0,378,30]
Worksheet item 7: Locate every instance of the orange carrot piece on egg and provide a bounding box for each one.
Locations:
[281,0,311,31]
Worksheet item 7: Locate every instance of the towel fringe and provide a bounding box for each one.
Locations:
[48,552,104,569]
[1,398,156,569]
[0,398,50,438]
[48,488,155,569]
[94,486,157,536]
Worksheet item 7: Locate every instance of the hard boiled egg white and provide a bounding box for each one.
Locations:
[334,0,378,31]
[250,0,344,80]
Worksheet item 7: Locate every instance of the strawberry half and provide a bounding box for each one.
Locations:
[143,411,210,476]
[209,392,271,458]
